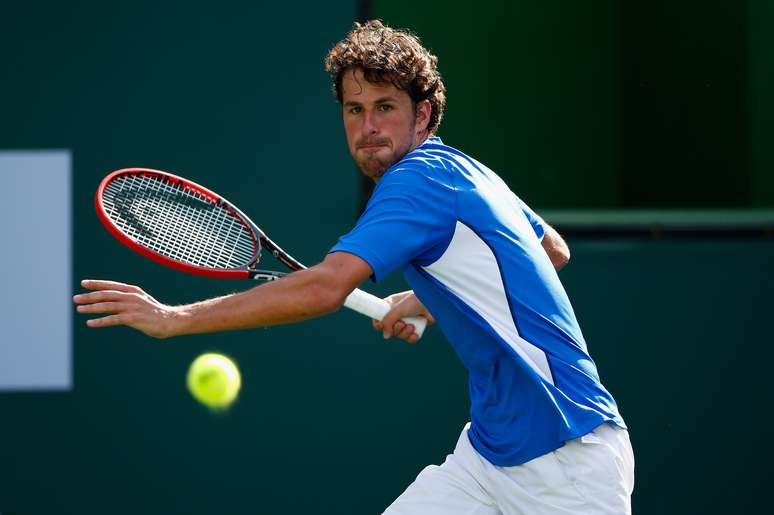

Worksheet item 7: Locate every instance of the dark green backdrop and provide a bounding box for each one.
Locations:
[377,0,774,209]
[1,1,772,514]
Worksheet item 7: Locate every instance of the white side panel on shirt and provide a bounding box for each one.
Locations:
[422,221,554,384]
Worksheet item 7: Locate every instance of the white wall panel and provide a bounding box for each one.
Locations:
[0,150,71,390]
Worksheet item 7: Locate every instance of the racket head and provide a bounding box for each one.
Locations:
[95,168,262,279]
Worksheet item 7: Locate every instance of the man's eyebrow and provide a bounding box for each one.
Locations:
[343,96,398,107]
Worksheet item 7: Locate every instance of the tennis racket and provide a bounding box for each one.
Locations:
[94,168,427,336]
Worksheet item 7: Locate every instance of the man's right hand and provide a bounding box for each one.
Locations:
[372,291,435,344]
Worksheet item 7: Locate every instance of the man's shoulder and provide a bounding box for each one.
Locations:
[380,157,457,196]
[408,135,465,162]
[385,137,463,182]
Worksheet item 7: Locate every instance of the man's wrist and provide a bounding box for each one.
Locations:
[164,305,191,338]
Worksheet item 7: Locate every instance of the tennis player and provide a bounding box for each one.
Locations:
[75,20,634,514]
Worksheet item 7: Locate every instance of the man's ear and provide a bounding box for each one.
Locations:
[415,99,432,134]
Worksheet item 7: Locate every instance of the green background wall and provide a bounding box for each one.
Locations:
[750,0,774,206]
[1,1,772,514]
[375,0,622,208]
[377,0,774,209]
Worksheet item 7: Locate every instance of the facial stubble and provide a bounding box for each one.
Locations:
[352,112,418,182]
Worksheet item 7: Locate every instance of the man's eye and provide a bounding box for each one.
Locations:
[377,104,393,112]
[349,106,363,114]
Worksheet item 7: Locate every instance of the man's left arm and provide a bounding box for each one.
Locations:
[541,224,570,270]
[73,252,376,339]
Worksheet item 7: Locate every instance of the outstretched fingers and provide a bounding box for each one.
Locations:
[74,296,134,329]
[80,279,143,293]
[75,301,128,314]
[73,290,137,305]
[86,314,131,328]
[72,279,174,338]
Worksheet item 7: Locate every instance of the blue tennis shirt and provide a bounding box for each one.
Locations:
[330,136,625,466]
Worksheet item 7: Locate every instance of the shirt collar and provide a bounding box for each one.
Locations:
[420,135,443,147]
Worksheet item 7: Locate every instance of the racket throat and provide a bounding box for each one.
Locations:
[261,238,306,271]
[248,269,287,281]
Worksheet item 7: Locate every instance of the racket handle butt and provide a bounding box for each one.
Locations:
[344,289,427,338]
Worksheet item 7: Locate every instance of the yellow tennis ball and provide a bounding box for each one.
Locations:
[186,353,241,410]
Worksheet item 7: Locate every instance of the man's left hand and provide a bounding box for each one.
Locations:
[73,280,179,339]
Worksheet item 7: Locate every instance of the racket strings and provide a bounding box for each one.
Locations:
[102,174,257,269]
[127,175,254,267]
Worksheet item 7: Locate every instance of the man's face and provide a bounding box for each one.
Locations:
[341,68,429,181]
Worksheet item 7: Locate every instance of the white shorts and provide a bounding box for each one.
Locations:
[384,423,634,515]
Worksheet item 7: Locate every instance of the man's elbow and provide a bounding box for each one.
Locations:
[552,246,570,270]
[301,252,373,314]
[303,273,351,314]
[541,226,570,271]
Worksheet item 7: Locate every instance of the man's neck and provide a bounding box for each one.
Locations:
[411,132,430,151]
[371,133,431,184]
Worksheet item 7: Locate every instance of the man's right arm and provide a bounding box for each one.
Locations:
[541,224,570,270]
[517,198,569,270]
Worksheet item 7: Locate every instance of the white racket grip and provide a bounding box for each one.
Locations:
[344,288,428,338]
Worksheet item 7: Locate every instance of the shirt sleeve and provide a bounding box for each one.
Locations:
[330,166,456,282]
[516,196,546,241]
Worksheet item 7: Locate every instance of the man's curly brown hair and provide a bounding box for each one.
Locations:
[324,20,446,134]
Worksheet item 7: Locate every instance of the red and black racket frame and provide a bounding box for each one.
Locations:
[95,168,306,281]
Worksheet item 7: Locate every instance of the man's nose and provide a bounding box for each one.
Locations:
[362,109,378,134]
